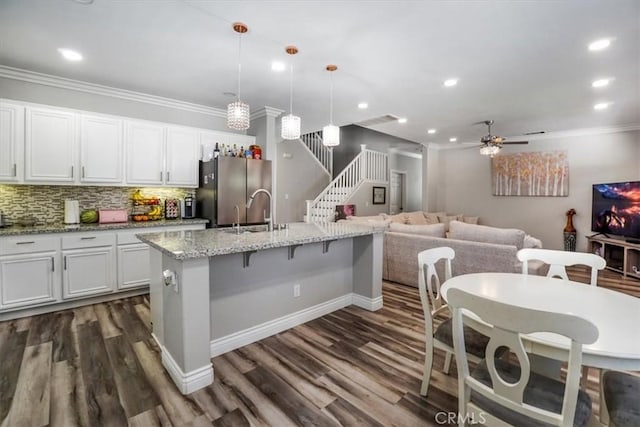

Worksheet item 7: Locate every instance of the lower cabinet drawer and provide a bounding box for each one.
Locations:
[62,233,116,250]
[0,236,59,256]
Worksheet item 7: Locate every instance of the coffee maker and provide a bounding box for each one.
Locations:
[181,196,196,218]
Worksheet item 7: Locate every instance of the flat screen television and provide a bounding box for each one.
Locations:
[592,181,640,240]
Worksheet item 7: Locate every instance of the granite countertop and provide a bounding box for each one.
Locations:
[0,218,209,236]
[136,221,385,260]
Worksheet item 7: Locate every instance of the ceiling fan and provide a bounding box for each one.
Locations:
[475,120,528,157]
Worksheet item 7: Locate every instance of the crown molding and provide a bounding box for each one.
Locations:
[0,65,227,118]
[388,147,423,159]
[251,106,284,120]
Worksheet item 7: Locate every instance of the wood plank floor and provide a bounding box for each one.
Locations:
[0,267,637,426]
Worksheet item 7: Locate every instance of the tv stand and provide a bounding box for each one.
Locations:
[586,235,640,280]
[627,238,640,245]
[589,232,610,239]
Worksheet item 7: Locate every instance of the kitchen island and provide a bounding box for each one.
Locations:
[137,222,384,394]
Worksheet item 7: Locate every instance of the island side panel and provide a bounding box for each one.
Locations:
[209,239,354,355]
[161,254,213,393]
[352,233,384,310]
[149,248,164,346]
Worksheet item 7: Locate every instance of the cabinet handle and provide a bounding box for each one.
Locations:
[82,166,85,179]
[167,171,170,182]
[63,256,67,270]
[80,236,96,240]
[16,241,35,245]
[12,163,16,177]
[71,166,74,178]
[160,171,163,181]
[51,257,55,272]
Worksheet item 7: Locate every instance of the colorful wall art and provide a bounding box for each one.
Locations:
[492,151,569,197]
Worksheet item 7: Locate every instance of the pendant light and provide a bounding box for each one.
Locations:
[322,65,340,147]
[281,45,301,140]
[227,22,250,131]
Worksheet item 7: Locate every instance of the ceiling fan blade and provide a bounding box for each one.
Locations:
[502,141,528,145]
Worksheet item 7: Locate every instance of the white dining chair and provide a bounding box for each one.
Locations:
[601,370,640,427]
[518,248,606,286]
[418,247,494,397]
[448,287,599,427]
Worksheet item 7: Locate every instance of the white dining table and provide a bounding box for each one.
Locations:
[440,272,640,371]
[441,272,640,424]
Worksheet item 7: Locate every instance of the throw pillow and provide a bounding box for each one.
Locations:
[405,211,429,225]
[463,216,479,225]
[438,214,464,232]
[424,211,446,224]
[389,222,446,238]
[524,234,543,249]
[449,220,526,250]
[381,213,408,224]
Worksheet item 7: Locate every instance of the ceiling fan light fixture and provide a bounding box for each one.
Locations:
[480,144,500,157]
[227,22,250,131]
[323,64,340,148]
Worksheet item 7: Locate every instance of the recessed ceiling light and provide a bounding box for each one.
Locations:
[588,38,611,51]
[358,102,368,109]
[443,78,458,87]
[592,78,611,88]
[594,102,611,110]
[449,137,457,142]
[57,48,83,62]
[427,129,436,134]
[271,61,286,72]
[398,118,407,124]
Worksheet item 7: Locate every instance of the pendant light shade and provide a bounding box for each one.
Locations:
[227,22,250,131]
[323,64,339,147]
[281,45,301,140]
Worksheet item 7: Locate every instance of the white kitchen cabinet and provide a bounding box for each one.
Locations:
[25,106,77,182]
[62,233,116,299]
[166,127,199,187]
[0,236,60,310]
[125,120,165,185]
[117,243,150,289]
[0,101,24,182]
[80,114,124,184]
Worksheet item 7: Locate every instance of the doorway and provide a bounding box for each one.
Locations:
[389,170,406,214]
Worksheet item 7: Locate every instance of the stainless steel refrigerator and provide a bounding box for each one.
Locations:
[197,157,272,227]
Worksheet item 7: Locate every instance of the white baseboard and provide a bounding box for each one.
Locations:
[209,293,383,357]
[352,294,384,311]
[161,347,213,395]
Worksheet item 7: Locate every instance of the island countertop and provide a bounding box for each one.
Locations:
[0,218,209,236]
[136,222,385,260]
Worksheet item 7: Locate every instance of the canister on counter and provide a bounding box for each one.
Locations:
[250,144,262,160]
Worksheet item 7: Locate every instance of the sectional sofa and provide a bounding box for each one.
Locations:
[343,211,545,288]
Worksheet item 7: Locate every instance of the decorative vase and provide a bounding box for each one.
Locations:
[564,208,577,251]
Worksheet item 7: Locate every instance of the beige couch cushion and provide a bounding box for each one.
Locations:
[404,211,429,225]
[438,214,464,232]
[463,216,479,225]
[346,215,384,222]
[449,220,525,250]
[424,211,445,224]
[381,213,408,224]
[389,222,446,237]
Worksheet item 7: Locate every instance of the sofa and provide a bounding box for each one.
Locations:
[343,211,544,288]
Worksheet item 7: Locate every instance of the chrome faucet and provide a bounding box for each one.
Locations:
[247,188,273,231]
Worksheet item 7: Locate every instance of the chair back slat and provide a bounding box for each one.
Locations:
[518,248,606,286]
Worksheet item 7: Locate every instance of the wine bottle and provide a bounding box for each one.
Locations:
[213,142,220,159]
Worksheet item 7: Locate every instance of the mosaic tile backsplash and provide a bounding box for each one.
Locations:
[0,185,195,225]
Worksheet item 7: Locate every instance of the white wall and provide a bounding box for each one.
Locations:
[276,139,331,223]
[345,182,389,216]
[436,130,640,251]
[389,152,422,212]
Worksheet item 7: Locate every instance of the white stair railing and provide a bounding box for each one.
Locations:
[305,147,388,223]
[300,131,333,176]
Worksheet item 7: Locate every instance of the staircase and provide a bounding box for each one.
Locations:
[300,131,333,176]
[305,146,388,223]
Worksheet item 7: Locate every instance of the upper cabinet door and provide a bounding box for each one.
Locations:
[125,120,164,185]
[80,114,124,184]
[0,102,24,182]
[166,127,199,187]
[25,107,77,182]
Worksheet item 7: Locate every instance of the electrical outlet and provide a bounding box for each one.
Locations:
[293,284,301,298]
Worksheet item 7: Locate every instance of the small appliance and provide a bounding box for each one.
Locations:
[165,199,180,219]
[181,196,196,218]
[64,200,80,224]
[98,209,128,224]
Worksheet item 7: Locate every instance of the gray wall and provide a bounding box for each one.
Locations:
[0,76,230,130]
[389,152,422,212]
[436,130,640,251]
[276,139,331,223]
